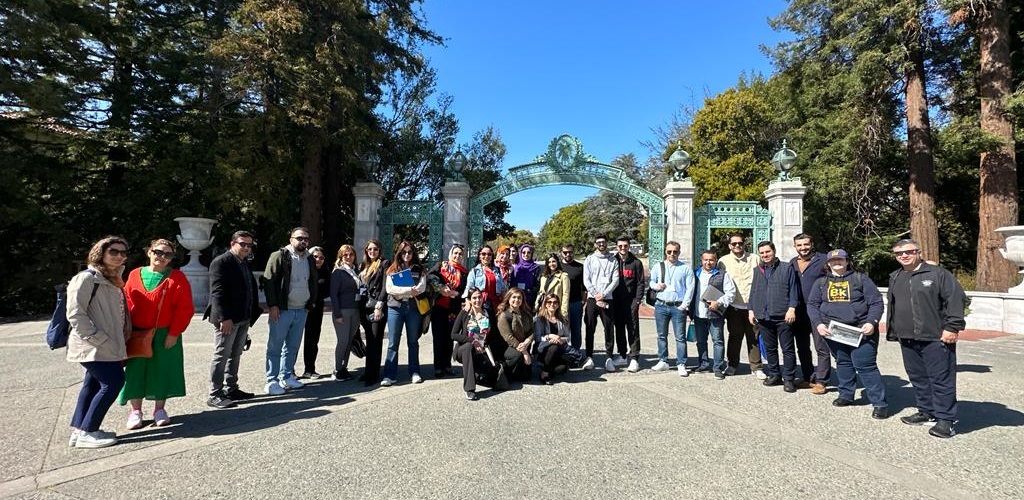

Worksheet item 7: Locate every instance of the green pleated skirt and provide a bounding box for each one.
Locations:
[118,328,186,403]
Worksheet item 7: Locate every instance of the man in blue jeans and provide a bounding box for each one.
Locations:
[262,227,318,395]
[649,241,695,376]
[690,249,736,380]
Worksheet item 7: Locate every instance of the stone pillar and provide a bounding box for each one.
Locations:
[352,182,384,255]
[764,179,807,262]
[663,180,697,266]
[442,181,472,253]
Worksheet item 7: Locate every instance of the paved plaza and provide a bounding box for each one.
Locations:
[0,315,1022,499]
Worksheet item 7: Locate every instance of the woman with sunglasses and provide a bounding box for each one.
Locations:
[382,240,428,386]
[495,288,534,382]
[534,292,576,384]
[66,236,131,448]
[535,253,569,318]
[330,244,363,382]
[451,287,500,400]
[358,239,388,386]
[428,244,468,378]
[464,245,507,314]
[299,246,330,379]
[120,239,194,430]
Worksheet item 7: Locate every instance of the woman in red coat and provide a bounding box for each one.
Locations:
[119,238,194,429]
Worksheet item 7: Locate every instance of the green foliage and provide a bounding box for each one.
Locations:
[538,202,589,255]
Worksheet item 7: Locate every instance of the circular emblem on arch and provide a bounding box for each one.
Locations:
[546,134,584,171]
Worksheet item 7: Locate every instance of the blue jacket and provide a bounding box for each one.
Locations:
[749,258,799,320]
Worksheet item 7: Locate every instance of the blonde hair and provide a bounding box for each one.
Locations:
[335,244,357,269]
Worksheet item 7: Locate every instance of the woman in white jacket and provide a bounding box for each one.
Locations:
[382,240,427,386]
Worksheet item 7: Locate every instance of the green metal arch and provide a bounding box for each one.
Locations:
[693,201,772,255]
[469,135,665,263]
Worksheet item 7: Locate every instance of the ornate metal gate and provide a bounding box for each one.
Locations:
[693,201,772,254]
[378,200,444,265]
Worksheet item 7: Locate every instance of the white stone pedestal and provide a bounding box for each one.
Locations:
[353,183,385,255]
[174,217,216,313]
[764,180,807,262]
[663,180,697,266]
[996,226,1024,294]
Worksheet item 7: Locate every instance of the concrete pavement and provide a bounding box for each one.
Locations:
[0,315,1022,499]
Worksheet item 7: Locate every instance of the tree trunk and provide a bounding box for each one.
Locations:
[976,0,1019,292]
[905,40,940,263]
[301,133,324,245]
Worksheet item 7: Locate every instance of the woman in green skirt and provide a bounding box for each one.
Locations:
[120,238,194,428]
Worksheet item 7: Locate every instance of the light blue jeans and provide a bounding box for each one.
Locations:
[384,301,421,380]
[267,308,308,383]
[693,317,726,373]
[654,303,687,365]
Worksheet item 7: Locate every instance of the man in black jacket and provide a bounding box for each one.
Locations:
[748,241,800,393]
[613,236,646,373]
[204,231,261,408]
[887,239,966,438]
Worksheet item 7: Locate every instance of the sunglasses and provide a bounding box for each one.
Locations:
[314,254,327,260]
[729,242,744,246]
[151,249,174,259]
[107,248,128,257]
[893,249,919,257]
[544,300,559,304]
[561,251,572,255]
[480,252,493,256]
[666,250,680,255]
[234,241,255,248]
[291,236,310,241]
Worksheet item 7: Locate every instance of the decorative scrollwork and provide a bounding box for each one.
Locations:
[378,200,444,265]
[692,201,773,256]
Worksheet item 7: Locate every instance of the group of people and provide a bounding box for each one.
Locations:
[62,228,967,449]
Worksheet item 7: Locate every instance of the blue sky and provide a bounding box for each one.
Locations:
[421,1,792,234]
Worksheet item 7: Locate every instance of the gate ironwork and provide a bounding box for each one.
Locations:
[693,201,772,255]
[378,200,444,265]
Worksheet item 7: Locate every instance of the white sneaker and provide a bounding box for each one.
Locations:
[69,429,81,448]
[651,360,670,371]
[724,366,737,376]
[153,408,170,427]
[280,376,303,390]
[125,410,143,430]
[612,355,628,367]
[754,369,767,380]
[265,381,285,395]
[75,430,117,449]
[627,359,640,373]
[411,373,423,384]
[380,377,395,387]
[582,357,595,370]
[677,365,689,377]
[604,358,617,372]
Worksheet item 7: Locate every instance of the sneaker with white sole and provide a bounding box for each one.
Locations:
[153,408,170,427]
[724,366,737,376]
[75,430,118,449]
[581,357,595,370]
[604,358,617,372]
[651,360,670,371]
[265,381,286,395]
[125,410,144,430]
[677,365,689,377]
[68,429,82,448]
[754,369,767,380]
[380,377,395,387]
[627,359,640,373]
[280,376,303,390]
[411,373,423,384]
[612,355,628,367]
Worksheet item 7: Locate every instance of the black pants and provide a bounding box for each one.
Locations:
[503,347,532,382]
[454,342,490,392]
[430,306,456,372]
[538,343,569,375]
[302,300,325,374]
[759,318,796,381]
[584,298,614,358]
[793,310,832,382]
[613,297,641,359]
[901,339,958,421]
[359,306,386,383]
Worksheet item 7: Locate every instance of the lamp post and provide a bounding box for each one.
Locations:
[447,149,467,182]
[770,139,798,181]
[667,143,691,182]
[361,153,380,182]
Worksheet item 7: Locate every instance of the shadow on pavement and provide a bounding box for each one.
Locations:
[955,401,1024,435]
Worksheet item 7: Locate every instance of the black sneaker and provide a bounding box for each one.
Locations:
[332,369,353,382]
[465,391,478,401]
[832,397,855,407]
[714,371,725,380]
[929,419,956,438]
[762,375,782,387]
[695,365,713,373]
[207,395,237,409]
[783,380,796,393]
[224,388,255,401]
[872,407,890,420]
[900,411,937,426]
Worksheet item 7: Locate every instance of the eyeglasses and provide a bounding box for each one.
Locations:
[107,248,128,257]
[666,250,680,255]
[234,241,255,248]
[291,236,310,242]
[595,240,607,245]
[729,242,744,247]
[893,249,919,257]
[151,249,174,259]
[616,244,629,249]
[314,254,326,260]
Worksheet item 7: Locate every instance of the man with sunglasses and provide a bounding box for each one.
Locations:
[559,244,585,349]
[649,241,695,376]
[204,231,262,408]
[718,234,765,379]
[612,236,645,372]
[261,227,318,395]
[886,239,966,438]
[582,234,620,371]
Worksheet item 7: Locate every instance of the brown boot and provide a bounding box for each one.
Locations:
[810,382,827,395]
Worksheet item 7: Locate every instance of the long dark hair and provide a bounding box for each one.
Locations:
[86,236,129,287]
[542,253,561,277]
[386,240,420,274]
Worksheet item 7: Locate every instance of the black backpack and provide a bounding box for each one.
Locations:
[46,270,99,350]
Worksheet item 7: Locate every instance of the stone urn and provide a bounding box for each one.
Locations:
[175,217,217,312]
[996,225,1024,294]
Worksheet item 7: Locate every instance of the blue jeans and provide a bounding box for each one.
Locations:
[654,303,687,365]
[72,361,125,432]
[568,301,583,349]
[827,336,886,407]
[267,308,308,383]
[693,317,726,373]
[385,301,421,380]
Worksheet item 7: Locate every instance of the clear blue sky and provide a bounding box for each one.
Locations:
[421,1,791,234]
